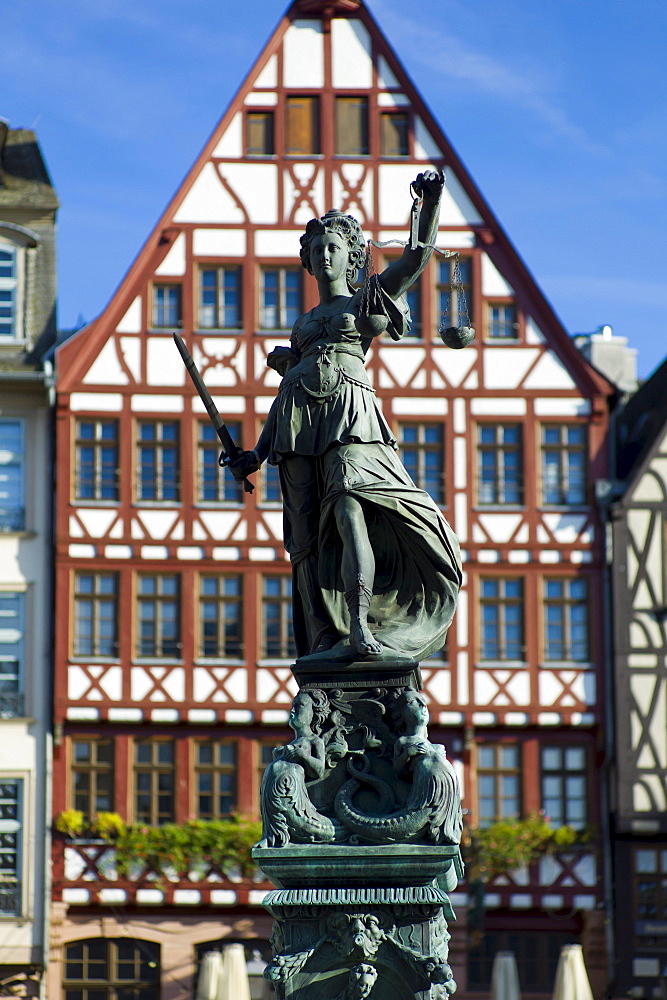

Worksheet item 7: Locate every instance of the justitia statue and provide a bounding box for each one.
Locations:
[231,171,462,663]
[228,173,468,1000]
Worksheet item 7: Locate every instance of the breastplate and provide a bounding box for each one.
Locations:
[297,345,344,402]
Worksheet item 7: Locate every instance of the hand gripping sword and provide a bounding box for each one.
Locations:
[173,333,254,494]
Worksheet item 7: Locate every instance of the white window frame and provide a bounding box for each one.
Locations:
[0,591,25,719]
[0,418,25,532]
[0,776,24,917]
[0,239,25,343]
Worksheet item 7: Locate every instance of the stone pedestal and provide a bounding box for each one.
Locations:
[252,661,463,1000]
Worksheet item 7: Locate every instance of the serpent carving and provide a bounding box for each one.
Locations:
[334,691,463,845]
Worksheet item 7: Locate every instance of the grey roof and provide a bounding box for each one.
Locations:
[0,128,59,210]
[615,354,667,488]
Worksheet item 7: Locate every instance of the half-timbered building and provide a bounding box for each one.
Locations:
[609,357,667,997]
[50,2,615,996]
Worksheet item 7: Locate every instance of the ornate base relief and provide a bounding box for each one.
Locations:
[261,889,456,999]
[252,661,463,999]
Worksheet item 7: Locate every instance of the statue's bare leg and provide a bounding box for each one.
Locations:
[334,495,383,655]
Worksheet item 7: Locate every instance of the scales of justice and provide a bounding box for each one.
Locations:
[175,170,474,1000]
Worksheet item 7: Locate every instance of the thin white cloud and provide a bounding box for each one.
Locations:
[370,0,608,156]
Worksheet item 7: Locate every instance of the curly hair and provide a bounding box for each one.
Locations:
[303,688,330,736]
[299,209,367,290]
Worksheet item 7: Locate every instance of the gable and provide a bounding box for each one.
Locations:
[57,0,609,403]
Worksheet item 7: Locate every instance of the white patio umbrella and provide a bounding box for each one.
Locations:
[217,943,252,1000]
[490,951,521,1000]
[551,944,593,1000]
[196,951,223,1000]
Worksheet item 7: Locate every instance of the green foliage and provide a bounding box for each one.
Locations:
[55,809,86,837]
[115,816,263,878]
[464,812,594,880]
[54,811,263,880]
[94,812,126,840]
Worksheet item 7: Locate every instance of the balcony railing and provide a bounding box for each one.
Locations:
[54,837,272,909]
[459,846,601,915]
[0,881,21,915]
[0,693,25,719]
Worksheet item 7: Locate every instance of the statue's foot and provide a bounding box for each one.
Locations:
[351,621,383,657]
[312,633,339,653]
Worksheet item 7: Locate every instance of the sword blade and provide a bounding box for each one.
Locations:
[173,333,254,494]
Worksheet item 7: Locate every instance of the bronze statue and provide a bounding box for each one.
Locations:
[232,172,461,663]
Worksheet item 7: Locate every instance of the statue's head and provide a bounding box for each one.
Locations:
[393,689,429,731]
[300,210,367,289]
[290,688,330,735]
[348,963,377,998]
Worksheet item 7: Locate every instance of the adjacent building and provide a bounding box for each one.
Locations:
[50,2,615,996]
[0,122,58,997]
[607,357,667,997]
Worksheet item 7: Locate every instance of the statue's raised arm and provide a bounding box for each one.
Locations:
[378,170,444,301]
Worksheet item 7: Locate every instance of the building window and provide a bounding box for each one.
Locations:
[437,257,472,330]
[285,95,320,155]
[541,425,587,505]
[0,419,24,531]
[478,424,523,505]
[541,746,587,829]
[480,578,524,661]
[199,267,242,330]
[135,740,175,824]
[195,741,238,818]
[634,849,667,921]
[199,575,243,658]
[260,463,281,503]
[381,111,409,156]
[152,284,182,328]
[137,420,180,501]
[75,419,119,501]
[63,939,160,1000]
[0,593,24,719]
[74,573,118,658]
[198,422,243,503]
[247,110,274,156]
[399,424,444,504]
[72,740,114,819]
[477,744,521,827]
[137,575,180,658]
[259,268,302,330]
[0,779,22,916]
[335,96,369,156]
[0,245,17,340]
[487,302,517,339]
[262,576,296,659]
[544,577,589,662]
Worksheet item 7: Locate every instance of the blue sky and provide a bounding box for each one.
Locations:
[3,0,665,377]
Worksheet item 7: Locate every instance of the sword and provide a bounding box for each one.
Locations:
[173,333,254,494]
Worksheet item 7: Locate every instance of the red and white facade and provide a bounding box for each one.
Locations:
[50,1,614,997]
